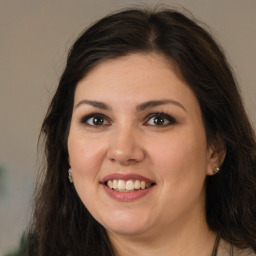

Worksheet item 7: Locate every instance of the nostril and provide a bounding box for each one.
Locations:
[109,157,138,166]
[107,140,145,164]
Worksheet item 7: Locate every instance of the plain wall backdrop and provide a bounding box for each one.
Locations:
[0,0,255,254]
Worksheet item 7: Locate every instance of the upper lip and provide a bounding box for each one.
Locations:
[101,173,155,184]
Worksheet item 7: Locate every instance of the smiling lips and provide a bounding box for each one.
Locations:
[101,173,156,201]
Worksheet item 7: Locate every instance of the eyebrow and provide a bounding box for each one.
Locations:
[75,100,112,110]
[136,99,186,112]
[75,99,186,112]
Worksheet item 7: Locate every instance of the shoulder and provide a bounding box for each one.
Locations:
[217,239,256,256]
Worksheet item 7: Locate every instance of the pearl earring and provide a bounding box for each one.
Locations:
[212,167,220,174]
[68,169,73,183]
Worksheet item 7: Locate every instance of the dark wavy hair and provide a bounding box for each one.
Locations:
[28,7,256,256]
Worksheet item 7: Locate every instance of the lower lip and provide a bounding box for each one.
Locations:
[102,184,154,202]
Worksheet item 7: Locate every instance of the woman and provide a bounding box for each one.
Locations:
[27,7,256,256]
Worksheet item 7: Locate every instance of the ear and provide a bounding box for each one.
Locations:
[206,140,226,176]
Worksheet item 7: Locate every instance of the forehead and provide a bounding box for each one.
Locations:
[74,53,197,109]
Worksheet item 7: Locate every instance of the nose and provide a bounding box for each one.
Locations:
[107,125,145,165]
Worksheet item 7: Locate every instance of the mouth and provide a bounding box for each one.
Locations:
[104,179,156,192]
[101,173,156,192]
[101,174,156,202]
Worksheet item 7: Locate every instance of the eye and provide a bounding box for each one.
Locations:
[80,113,110,126]
[145,113,176,126]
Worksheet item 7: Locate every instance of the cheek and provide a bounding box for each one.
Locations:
[150,133,208,219]
[68,135,102,208]
[67,134,106,201]
[68,133,103,171]
[151,129,209,190]
[155,135,207,167]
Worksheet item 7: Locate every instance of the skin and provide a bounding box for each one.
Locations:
[68,53,223,255]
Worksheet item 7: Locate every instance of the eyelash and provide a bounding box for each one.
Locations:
[79,112,177,127]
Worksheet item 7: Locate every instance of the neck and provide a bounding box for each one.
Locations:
[108,209,217,256]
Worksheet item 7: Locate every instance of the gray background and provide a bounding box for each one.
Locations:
[0,0,255,254]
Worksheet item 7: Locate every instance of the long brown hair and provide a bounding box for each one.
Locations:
[29,8,256,255]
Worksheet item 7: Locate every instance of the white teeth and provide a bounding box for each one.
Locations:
[134,180,141,189]
[118,180,126,190]
[107,180,113,189]
[113,179,118,189]
[126,180,134,191]
[106,179,153,191]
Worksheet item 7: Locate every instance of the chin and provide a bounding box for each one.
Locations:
[98,209,154,236]
[105,223,151,237]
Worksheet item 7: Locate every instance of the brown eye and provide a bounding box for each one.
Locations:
[81,113,110,126]
[145,113,176,126]
[89,116,105,125]
[152,116,165,125]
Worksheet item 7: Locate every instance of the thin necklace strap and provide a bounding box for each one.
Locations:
[211,233,221,256]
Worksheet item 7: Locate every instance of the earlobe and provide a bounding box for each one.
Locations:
[207,143,226,176]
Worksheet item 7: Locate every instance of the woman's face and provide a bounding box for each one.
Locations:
[68,53,217,238]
